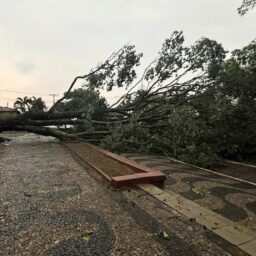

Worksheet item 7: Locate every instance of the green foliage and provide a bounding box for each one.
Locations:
[145,31,226,85]
[238,0,256,15]
[101,39,255,167]
[55,87,108,132]
[100,116,152,153]
[56,87,107,118]
[151,105,220,168]
[87,45,142,91]
[49,32,255,168]
[216,40,256,159]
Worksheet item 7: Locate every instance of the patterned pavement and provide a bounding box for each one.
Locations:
[123,154,256,232]
[2,132,246,256]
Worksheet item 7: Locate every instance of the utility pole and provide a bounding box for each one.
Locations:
[49,94,58,105]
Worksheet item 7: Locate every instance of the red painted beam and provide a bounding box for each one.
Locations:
[111,171,166,188]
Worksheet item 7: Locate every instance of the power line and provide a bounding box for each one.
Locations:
[0,89,122,103]
[0,96,15,101]
[0,89,122,98]
[0,98,53,104]
[0,89,58,96]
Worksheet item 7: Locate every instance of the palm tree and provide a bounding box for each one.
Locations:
[14,96,47,113]
[30,97,47,112]
[14,96,31,113]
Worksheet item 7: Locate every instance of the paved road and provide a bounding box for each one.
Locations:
[0,132,249,255]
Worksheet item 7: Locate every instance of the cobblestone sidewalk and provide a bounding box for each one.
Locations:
[0,132,249,255]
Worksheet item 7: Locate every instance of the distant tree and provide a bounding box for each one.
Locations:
[29,97,47,112]
[55,88,108,132]
[217,40,256,159]
[220,40,256,102]
[14,96,32,113]
[14,96,46,113]
[238,0,256,15]
[55,88,107,118]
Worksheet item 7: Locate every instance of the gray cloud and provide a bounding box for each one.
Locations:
[15,61,35,74]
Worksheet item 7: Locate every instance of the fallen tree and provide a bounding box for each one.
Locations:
[1,31,255,167]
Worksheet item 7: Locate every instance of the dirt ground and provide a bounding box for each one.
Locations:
[64,141,135,177]
[0,132,249,255]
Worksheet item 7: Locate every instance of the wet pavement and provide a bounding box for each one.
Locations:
[122,154,256,232]
[0,132,250,255]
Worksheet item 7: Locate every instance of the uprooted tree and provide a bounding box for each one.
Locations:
[1,31,256,167]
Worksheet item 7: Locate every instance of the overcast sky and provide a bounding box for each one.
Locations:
[0,0,255,107]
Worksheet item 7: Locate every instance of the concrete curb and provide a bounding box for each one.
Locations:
[161,155,256,187]
[63,140,166,187]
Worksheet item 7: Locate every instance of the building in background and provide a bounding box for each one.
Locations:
[0,106,19,119]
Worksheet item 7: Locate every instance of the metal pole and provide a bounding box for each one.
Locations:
[49,94,58,105]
